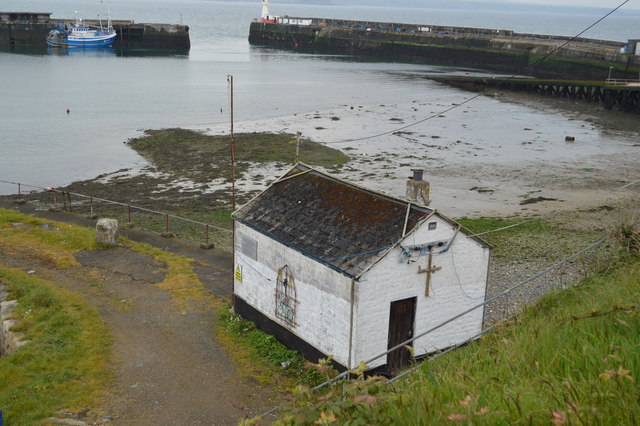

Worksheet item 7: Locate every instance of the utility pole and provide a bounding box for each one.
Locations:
[228,75,237,265]
[227,75,236,211]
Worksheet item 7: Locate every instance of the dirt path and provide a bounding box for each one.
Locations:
[0,213,279,424]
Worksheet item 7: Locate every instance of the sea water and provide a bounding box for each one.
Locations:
[1,0,638,194]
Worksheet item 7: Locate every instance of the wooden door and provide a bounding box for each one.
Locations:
[387,297,417,374]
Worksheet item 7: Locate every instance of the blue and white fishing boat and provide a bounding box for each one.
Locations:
[47,12,117,48]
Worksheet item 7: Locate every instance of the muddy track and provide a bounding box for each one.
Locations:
[0,240,278,424]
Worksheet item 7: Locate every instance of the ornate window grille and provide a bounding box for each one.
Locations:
[275,265,298,327]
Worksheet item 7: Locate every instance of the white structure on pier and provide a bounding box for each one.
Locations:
[261,0,275,23]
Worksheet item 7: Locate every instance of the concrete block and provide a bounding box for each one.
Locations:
[2,319,17,335]
[96,218,119,246]
[2,319,22,355]
[1,300,17,321]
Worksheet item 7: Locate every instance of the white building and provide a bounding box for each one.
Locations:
[233,164,491,373]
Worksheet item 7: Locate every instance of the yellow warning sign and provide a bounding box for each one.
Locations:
[235,265,242,283]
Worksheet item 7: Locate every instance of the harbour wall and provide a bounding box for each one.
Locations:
[249,18,640,81]
[0,14,190,50]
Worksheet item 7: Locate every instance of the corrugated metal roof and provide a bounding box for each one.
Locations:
[233,164,433,277]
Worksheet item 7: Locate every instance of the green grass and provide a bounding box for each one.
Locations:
[0,208,97,251]
[123,238,218,310]
[457,217,602,262]
[216,306,325,391]
[0,208,102,268]
[0,268,112,425]
[274,255,640,424]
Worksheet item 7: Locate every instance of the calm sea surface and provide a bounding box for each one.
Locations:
[1,0,638,194]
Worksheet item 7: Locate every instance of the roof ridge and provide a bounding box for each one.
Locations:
[274,163,433,213]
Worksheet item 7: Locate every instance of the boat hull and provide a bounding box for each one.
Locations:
[46,33,117,48]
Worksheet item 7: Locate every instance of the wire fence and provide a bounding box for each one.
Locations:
[254,236,615,420]
[1,176,635,422]
[0,179,233,249]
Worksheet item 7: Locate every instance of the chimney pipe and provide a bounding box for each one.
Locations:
[406,169,430,205]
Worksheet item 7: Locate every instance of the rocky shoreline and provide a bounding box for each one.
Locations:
[2,88,638,325]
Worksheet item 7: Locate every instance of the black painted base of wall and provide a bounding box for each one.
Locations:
[233,295,458,378]
[233,295,348,372]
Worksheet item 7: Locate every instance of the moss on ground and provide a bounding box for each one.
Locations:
[126,129,350,180]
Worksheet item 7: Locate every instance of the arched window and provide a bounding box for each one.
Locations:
[275,265,297,327]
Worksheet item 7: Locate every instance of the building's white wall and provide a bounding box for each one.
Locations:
[234,223,354,366]
[352,216,490,369]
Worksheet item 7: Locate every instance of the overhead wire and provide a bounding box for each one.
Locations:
[244,177,639,265]
[450,244,486,300]
[317,0,630,145]
[230,2,635,417]
[387,324,497,384]
[469,177,640,238]
[250,236,609,421]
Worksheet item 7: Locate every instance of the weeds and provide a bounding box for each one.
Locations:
[608,211,640,254]
[216,306,324,390]
[273,256,640,424]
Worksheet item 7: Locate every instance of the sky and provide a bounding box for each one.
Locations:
[507,0,636,8]
[333,0,640,12]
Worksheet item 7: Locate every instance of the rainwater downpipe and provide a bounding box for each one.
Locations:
[347,278,356,370]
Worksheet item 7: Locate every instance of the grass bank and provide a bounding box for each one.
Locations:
[0,268,112,424]
[273,252,640,424]
[0,207,324,419]
[0,209,111,423]
[0,207,227,422]
[0,208,101,267]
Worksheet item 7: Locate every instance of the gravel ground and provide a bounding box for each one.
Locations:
[481,200,637,325]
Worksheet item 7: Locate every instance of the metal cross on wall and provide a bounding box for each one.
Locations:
[418,249,442,297]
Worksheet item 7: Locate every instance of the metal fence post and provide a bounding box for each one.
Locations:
[15,183,26,204]
[124,204,134,228]
[161,214,174,238]
[50,189,61,212]
[200,224,214,249]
